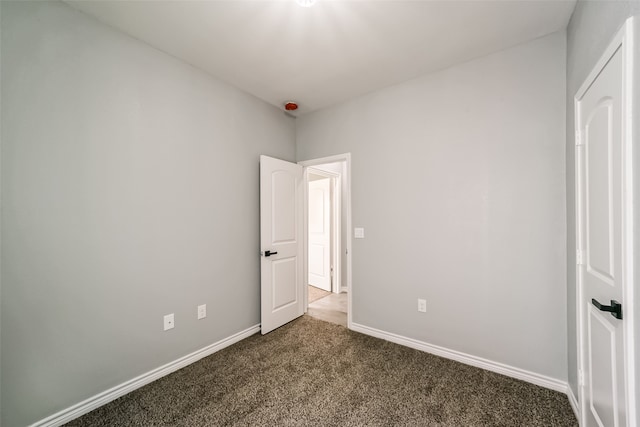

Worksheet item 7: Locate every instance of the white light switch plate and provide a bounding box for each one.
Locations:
[197,304,207,320]
[354,227,365,239]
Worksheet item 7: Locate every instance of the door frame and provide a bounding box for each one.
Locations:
[574,16,638,426]
[307,167,341,293]
[299,153,352,329]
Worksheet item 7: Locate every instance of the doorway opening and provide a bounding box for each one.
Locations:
[299,154,352,329]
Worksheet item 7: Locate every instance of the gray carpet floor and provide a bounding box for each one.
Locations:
[65,316,577,426]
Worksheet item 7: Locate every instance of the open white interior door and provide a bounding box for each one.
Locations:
[575,16,638,427]
[577,45,627,427]
[260,155,304,334]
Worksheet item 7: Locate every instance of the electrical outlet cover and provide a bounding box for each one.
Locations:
[164,313,175,330]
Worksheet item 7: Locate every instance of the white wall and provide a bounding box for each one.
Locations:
[565,0,640,406]
[0,1,295,426]
[297,32,567,382]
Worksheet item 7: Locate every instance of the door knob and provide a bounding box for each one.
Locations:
[264,250,278,257]
[592,299,623,320]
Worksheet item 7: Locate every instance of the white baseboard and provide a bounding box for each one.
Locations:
[32,321,572,427]
[31,324,261,427]
[567,385,580,422]
[350,322,568,393]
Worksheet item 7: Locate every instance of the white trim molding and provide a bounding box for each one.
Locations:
[567,386,580,422]
[350,322,568,393]
[31,324,261,427]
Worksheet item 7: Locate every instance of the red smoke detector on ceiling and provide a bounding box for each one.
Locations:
[284,102,298,111]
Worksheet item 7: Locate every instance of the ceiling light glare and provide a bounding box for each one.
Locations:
[296,0,317,7]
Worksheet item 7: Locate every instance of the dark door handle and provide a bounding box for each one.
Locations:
[264,250,278,257]
[592,299,623,320]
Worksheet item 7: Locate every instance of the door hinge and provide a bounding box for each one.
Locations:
[575,129,584,146]
[576,249,585,265]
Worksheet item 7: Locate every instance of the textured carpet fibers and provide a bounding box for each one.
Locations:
[66,316,577,426]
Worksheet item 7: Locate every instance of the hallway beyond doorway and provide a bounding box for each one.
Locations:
[307,288,347,327]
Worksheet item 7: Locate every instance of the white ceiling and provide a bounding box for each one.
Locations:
[65,0,576,115]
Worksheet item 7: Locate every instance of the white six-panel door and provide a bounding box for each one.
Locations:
[260,156,304,334]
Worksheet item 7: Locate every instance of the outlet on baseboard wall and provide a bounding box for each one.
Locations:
[417,299,427,313]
